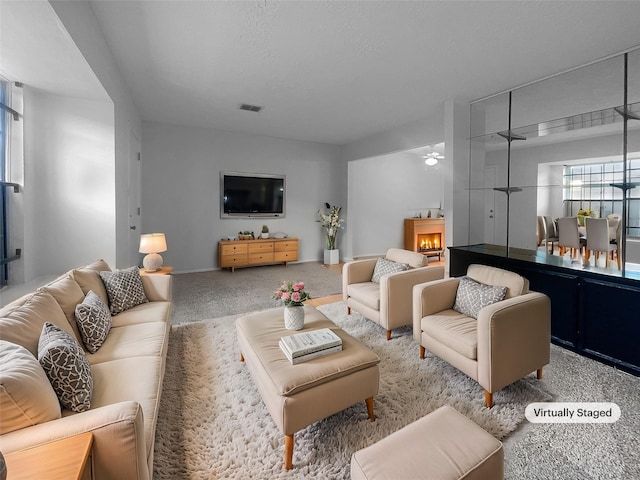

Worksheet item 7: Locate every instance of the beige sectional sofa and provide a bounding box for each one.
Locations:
[0,259,172,480]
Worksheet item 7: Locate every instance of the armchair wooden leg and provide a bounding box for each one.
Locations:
[386,330,391,341]
[537,367,543,379]
[240,352,244,362]
[284,434,294,470]
[419,345,425,359]
[484,390,493,409]
[347,306,351,315]
[365,397,375,421]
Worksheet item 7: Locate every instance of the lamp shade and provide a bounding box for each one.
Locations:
[139,233,167,254]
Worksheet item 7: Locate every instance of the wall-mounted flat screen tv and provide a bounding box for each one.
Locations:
[220,172,285,218]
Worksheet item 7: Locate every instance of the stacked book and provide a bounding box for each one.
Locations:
[279,328,343,364]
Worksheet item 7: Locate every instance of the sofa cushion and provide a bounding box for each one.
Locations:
[38,322,93,413]
[453,276,507,320]
[86,321,169,365]
[0,340,61,435]
[39,273,86,346]
[422,311,478,360]
[111,301,172,328]
[72,259,112,306]
[0,290,77,357]
[371,257,408,283]
[467,264,528,299]
[90,356,163,459]
[99,266,148,315]
[347,282,381,311]
[75,291,112,353]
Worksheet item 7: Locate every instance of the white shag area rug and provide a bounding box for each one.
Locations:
[153,302,552,479]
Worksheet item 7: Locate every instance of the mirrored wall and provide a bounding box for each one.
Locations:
[468,48,640,277]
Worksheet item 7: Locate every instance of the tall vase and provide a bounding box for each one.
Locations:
[284,306,305,330]
[324,249,339,265]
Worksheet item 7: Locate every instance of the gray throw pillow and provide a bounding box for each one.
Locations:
[371,257,409,283]
[453,276,507,319]
[75,290,112,353]
[38,322,93,413]
[99,266,148,315]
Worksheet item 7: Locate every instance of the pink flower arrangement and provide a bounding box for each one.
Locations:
[273,281,311,307]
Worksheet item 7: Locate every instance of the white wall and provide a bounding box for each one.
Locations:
[537,163,564,219]
[141,122,345,272]
[342,110,444,163]
[444,99,471,250]
[51,0,143,268]
[340,103,469,260]
[23,88,115,277]
[348,151,443,258]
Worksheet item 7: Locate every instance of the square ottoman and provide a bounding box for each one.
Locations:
[351,405,503,480]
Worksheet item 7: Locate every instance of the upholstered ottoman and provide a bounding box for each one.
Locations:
[350,405,504,480]
[237,305,380,470]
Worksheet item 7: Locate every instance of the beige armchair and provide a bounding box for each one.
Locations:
[343,248,445,340]
[413,264,550,408]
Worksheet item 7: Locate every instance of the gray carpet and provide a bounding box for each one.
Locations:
[170,262,342,324]
[502,347,640,479]
[154,302,551,479]
[163,262,640,479]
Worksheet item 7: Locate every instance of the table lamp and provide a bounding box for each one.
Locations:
[139,233,167,271]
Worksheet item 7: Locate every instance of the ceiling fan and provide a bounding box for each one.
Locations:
[422,146,444,166]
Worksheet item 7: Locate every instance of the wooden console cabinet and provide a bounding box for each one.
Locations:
[219,237,299,272]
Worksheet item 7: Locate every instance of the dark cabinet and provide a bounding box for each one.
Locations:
[449,245,640,376]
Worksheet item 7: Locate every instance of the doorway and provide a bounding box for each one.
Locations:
[483,165,497,243]
[128,130,141,266]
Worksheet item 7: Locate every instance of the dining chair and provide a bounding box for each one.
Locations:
[541,216,559,254]
[536,216,545,247]
[585,217,621,269]
[558,217,586,259]
[607,214,621,243]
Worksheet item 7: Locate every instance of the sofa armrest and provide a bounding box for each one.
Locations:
[142,274,172,302]
[476,291,551,392]
[0,401,150,480]
[412,278,459,342]
[342,259,378,303]
[379,265,445,331]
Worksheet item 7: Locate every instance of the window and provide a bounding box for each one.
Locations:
[1,80,8,285]
[563,160,640,237]
[0,79,22,287]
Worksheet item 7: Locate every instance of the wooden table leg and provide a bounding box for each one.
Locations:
[284,434,294,470]
[365,397,375,421]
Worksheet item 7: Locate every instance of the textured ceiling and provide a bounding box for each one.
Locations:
[84,1,640,145]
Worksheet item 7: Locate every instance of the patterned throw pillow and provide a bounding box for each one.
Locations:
[75,291,112,353]
[453,276,508,319]
[99,266,148,315]
[38,322,93,413]
[371,257,409,283]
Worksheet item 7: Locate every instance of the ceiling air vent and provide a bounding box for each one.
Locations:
[239,103,263,112]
